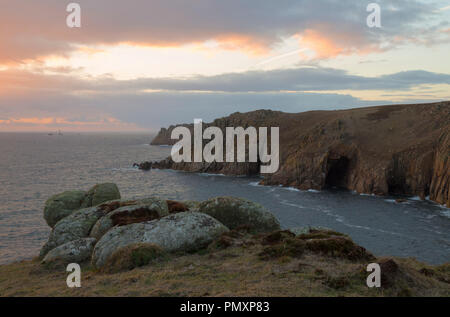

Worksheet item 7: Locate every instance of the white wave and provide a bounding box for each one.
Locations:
[282,186,301,192]
[198,173,226,177]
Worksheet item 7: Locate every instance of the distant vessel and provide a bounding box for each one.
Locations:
[48,130,63,136]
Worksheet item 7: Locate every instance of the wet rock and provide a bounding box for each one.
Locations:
[42,238,97,266]
[136,161,152,171]
[92,212,228,268]
[43,190,86,228]
[199,196,281,233]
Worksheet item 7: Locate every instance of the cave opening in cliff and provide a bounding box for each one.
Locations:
[325,157,350,189]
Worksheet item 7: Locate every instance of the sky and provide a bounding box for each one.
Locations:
[0,0,449,132]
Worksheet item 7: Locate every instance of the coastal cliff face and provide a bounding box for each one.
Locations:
[150,102,450,207]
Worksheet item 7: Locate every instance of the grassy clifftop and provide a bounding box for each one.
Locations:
[1,228,448,297]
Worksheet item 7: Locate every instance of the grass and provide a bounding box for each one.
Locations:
[0,230,448,297]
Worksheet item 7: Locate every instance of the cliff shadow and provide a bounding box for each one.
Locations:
[325,156,351,189]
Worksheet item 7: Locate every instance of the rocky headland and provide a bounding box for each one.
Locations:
[0,183,449,297]
[147,102,450,207]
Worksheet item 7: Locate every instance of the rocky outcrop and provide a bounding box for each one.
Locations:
[150,124,192,145]
[40,185,291,272]
[40,207,104,257]
[90,198,170,240]
[199,196,281,233]
[149,102,450,207]
[43,190,86,228]
[82,183,121,207]
[92,212,229,268]
[100,243,165,273]
[42,238,97,266]
[43,183,122,228]
[429,131,450,207]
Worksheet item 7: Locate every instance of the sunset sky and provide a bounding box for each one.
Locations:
[1,0,449,131]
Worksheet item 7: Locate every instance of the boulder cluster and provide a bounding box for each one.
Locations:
[39,183,281,271]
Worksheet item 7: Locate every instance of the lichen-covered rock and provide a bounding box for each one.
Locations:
[82,183,121,207]
[199,196,281,233]
[100,243,165,273]
[90,201,170,240]
[182,200,201,212]
[40,207,104,257]
[42,238,96,266]
[166,200,189,213]
[92,212,228,268]
[43,190,86,228]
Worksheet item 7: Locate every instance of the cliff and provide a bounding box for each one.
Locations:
[149,102,450,207]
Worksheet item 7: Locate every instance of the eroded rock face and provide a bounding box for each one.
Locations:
[82,183,121,207]
[92,212,229,268]
[199,196,281,233]
[40,207,104,257]
[150,102,450,206]
[43,190,86,228]
[429,131,450,207]
[42,238,97,266]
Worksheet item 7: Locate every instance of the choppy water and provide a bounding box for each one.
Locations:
[0,133,449,265]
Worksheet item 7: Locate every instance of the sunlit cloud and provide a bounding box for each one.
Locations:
[0,116,146,132]
[0,0,449,131]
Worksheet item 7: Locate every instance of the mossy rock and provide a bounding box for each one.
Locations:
[40,207,104,257]
[199,196,281,233]
[92,212,229,268]
[259,238,306,260]
[258,229,373,262]
[43,190,86,228]
[82,183,121,207]
[304,236,374,261]
[101,243,166,273]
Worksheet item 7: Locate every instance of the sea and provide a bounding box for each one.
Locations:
[0,132,449,265]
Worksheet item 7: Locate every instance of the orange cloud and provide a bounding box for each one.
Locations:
[213,34,270,55]
[299,30,342,58]
[0,116,146,132]
[299,29,380,59]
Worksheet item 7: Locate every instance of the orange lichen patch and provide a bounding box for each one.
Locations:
[98,200,137,214]
[110,207,160,226]
[166,200,189,213]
